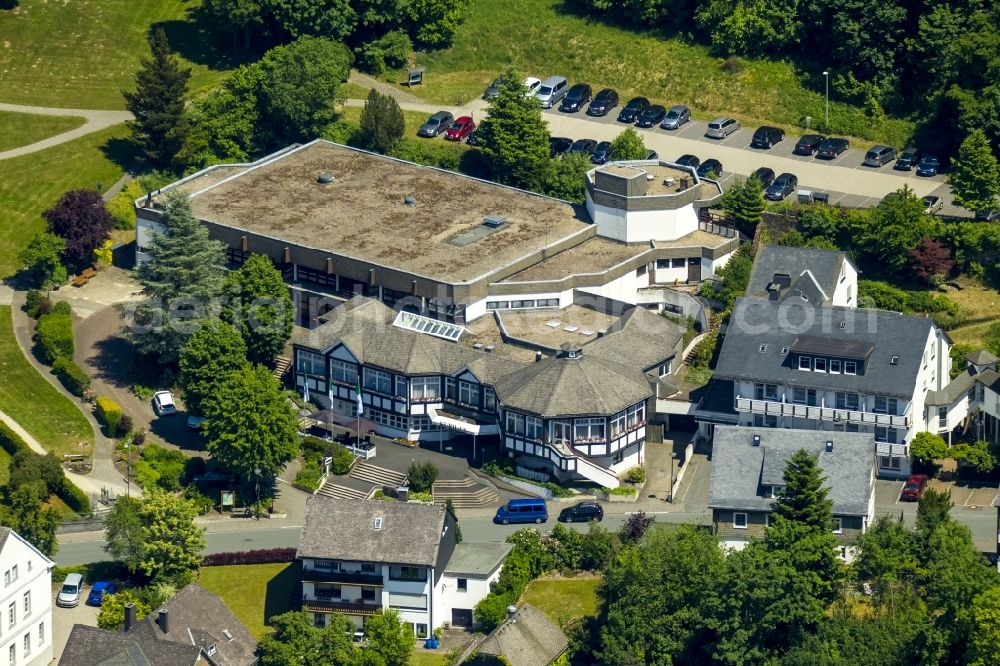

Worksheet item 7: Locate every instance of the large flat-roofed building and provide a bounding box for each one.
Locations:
[137,140,738,324]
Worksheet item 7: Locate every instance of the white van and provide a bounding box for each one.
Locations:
[57,573,84,608]
[536,76,569,108]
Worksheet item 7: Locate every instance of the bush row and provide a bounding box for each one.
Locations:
[52,357,91,396]
[95,396,123,435]
[301,435,355,475]
[35,311,74,364]
[293,460,324,492]
[202,548,297,567]
[0,418,90,514]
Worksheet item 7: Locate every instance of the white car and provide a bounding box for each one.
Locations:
[57,573,83,608]
[152,390,177,416]
[523,77,541,97]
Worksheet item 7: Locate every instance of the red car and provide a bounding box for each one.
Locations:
[900,474,929,501]
[444,116,476,142]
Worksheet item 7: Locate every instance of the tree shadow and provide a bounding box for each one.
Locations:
[264,560,299,625]
[88,334,136,388]
[151,13,259,73]
[100,136,142,175]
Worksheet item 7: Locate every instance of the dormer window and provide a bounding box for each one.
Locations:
[844,361,857,375]
[829,360,841,374]
[207,644,217,657]
[798,356,812,371]
[814,358,827,372]
[759,344,768,353]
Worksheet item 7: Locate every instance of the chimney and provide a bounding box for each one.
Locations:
[123,603,137,632]
[506,605,518,623]
[157,609,169,635]
[596,329,607,338]
[485,345,495,353]
[826,440,833,452]
[535,351,543,363]
[752,434,761,447]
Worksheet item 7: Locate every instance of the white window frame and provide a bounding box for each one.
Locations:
[22,592,29,618]
[410,376,441,402]
[8,602,15,629]
[829,359,842,374]
[505,411,525,435]
[792,387,808,404]
[831,517,843,534]
[445,377,456,400]
[483,386,497,412]
[458,380,478,407]
[296,350,325,377]
[814,358,827,372]
[844,360,857,375]
[526,416,543,441]
[626,403,645,430]
[38,622,43,645]
[395,375,408,399]
[22,633,29,657]
[364,368,392,395]
[798,356,812,371]
[733,512,748,529]
[329,359,357,385]
[611,412,627,438]
[574,418,606,443]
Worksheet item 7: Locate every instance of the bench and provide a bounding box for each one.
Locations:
[71,267,97,288]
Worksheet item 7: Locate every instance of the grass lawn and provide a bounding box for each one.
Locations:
[411,653,449,666]
[521,575,600,627]
[197,562,298,641]
[0,307,94,458]
[0,447,10,485]
[0,111,86,152]
[0,0,239,109]
[384,0,912,147]
[0,124,131,278]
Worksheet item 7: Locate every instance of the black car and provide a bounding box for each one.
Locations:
[617,96,650,123]
[560,83,592,113]
[569,139,598,156]
[751,126,784,149]
[549,136,573,157]
[636,104,667,128]
[483,76,506,100]
[696,159,723,178]
[587,88,619,116]
[895,147,922,170]
[766,172,798,200]
[816,137,849,159]
[558,501,604,523]
[675,154,700,168]
[591,141,613,164]
[916,155,941,176]
[752,167,776,187]
[793,134,825,155]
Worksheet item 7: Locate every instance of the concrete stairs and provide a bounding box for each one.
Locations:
[350,462,407,488]
[317,480,371,500]
[433,476,500,508]
[273,357,291,382]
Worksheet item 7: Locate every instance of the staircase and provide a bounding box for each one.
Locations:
[317,480,371,500]
[273,357,292,382]
[349,462,407,488]
[433,476,500,508]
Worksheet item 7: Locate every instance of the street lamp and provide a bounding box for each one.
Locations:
[822,70,830,129]
[124,442,131,499]
[668,451,678,503]
[254,466,261,521]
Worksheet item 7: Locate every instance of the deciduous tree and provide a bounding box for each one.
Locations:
[910,431,948,464]
[364,609,412,666]
[179,319,249,416]
[609,127,647,160]
[222,254,294,364]
[0,484,60,557]
[476,69,551,190]
[42,189,114,270]
[542,152,590,204]
[17,231,66,287]
[909,236,953,286]
[950,129,1000,214]
[970,586,1000,666]
[98,591,152,630]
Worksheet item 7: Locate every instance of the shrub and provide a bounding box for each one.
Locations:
[293,460,324,492]
[116,414,133,437]
[409,490,433,502]
[355,30,411,75]
[106,180,145,230]
[35,312,74,363]
[182,485,215,514]
[51,300,72,316]
[24,290,48,318]
[407,461,439,493]
[136,444,187,491]
[0,419,32,456]
[201,547,297,567]
[624,466,646,484]
[95,396,123,436]
[911,432,948,463]
[58,478,91,514]
[52,357,91,396]
[607,486,638,496]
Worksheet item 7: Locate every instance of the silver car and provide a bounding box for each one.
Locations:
[535,76,568,108]
[660,105,691,130]
[417,111,454,138]
[57,573,84,608]
[705,116,740,139]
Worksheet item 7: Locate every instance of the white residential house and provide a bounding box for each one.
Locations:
[297,496,509,636]
[0,528,54,666]
[744,245,859,308]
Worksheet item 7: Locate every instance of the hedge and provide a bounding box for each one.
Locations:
[0,419,90,513]
[0,419,31,456]
[52,357,91,396]
[35,312,74,364]
[202,548,297,567]
[95,396,123,435]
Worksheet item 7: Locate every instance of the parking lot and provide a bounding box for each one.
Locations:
[51,583,100,662]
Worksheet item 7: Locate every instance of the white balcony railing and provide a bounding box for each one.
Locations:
[735,396,910,428]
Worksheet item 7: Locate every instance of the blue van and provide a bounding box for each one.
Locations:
[494,498,548,525]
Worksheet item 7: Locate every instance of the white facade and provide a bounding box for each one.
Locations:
[588,200,700,243]
[134,215,163,265]
[0,530,54,666]
[832,260,859,307]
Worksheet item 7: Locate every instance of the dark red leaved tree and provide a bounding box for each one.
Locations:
[42,189,113,270]
[909,236,954,285]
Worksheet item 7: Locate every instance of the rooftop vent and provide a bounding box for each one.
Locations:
[404,196,416,206]
[317,172,334,184]
[752,434,761,447]
[890,355,899,365]
[223,630,234,641]
[483,214,507,229]
[485,345,495,353]
[825,440,834,452]
[507,605,518,623]
[472,343,483,350]
[780,346,789,354]
[839,321,847,329]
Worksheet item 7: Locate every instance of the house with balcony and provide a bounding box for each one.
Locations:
[297,496,508,636]
[929,350,1000,444]
[708,426,876,559]
[745,245,859,307]
[702,297,950,478]
[0,528,54,666]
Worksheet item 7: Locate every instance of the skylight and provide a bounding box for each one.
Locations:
[373,516,383,531]
[393,311,466,342]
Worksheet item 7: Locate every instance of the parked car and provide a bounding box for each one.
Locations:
[87,581,116,606]
[466,127,479,146]
[793,134,824,155]
[152,390,177,416]
[558,501,604,523]
[586,88,619,116]
[591,141,613,164]
[523,77,542,97]
[57,573,84,608]
[766,172,798,201]
[645,149,658,159]
[922,195,943,215]
[483,76,505,100]
[752,166,776,187]
[617,96,649,123]
[559,83,592,113]
[895,147,921,170]
[660,105,691,130]
[549,136,573,157]
[417,111,454,137]
[696,159,723,179]
[977,209,1000,222]
[863,145,897,167]
[816,137,849,159]
[750,126,784,149]
[900,473,929,501]
[186,414,206,430]
[494,498,548,525]
[705,116,740,139]
[444,116,476,141]
[536,75,569,108]
[636,104,667,128]
[916,155,941,177]
[675,154,701,168]
[569,139,597,156]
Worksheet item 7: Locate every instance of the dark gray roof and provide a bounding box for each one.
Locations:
[714,298,936,399]
[445,542,513,577]
[966,349,999,366]
[0,527,9,552]
[926,368,977,406]
[493,347,653,417]
[978,368,1000,394]
[746,245,852,302]
[59,625,198,666]
[478,604,569,666]
[789,334,874,360]
[708,425,875,516]
[586,306,685,372]
[299,496,446,567]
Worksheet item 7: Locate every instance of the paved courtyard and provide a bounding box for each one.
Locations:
[51,583,100,663]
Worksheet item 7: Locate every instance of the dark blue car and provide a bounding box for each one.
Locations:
[87,581,116,606]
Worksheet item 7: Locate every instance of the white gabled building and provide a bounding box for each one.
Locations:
[0,528,54,666]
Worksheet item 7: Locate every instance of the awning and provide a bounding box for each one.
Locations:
[308,409,380,434]
[427,406,499,436]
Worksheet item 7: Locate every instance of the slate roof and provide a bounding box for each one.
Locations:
[493,347,653,417]
[299,495,446,567]
[708,425,875,516]
[444,541,513,577]
[746,245,853,303]
[965,349,999,366]
[0,527,9,552]
[59,625,199,666]
[478,604,569,666]
[713,298,936,399]
[926,368,977,406]
[977,368,1000,394]
[586,306,685,372]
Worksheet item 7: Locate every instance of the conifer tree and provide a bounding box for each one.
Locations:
[360,89,405,154]
[949,129,1000,214]
[476,69,551,190]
